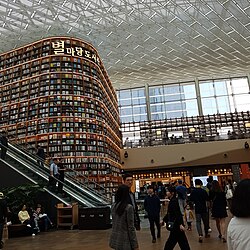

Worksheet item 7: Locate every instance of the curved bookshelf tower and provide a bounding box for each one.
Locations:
[0,37,122,190]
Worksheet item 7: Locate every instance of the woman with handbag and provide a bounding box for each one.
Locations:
[162,186,190,250]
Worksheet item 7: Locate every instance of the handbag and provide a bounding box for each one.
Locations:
[226,188,233,199]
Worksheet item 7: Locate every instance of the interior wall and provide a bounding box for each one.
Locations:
[120,139,250,170]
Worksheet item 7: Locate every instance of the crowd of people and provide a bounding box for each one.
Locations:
[109,175,250,250]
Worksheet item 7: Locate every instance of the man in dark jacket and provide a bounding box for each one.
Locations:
[123,173,141,230]
[190,179,210,243]
[0,192,7,249]
[144,185,161,243]
[36,145,45,167]
[0,131,8,160]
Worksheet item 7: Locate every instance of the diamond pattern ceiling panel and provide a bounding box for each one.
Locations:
[1,0,250,89]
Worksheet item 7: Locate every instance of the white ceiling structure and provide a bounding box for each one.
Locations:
[1,0,250,90]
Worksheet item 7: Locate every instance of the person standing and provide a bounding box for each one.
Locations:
[176,180,187,216]
[0,131,8,160]
[49,158,60,192]
[109,184,139,250]
[189,179,210,243]
[123,173,140,231]
[144,185,161,243]
[210,180,228,243]
[36,145,45,168]
[227,179,250,250]
[162,186,190,250]
[57,159,66,194]
[225,179,233,210]
[0,192,7,250]
[184,204,194,231]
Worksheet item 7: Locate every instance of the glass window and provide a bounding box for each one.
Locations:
[151,104,165,113]
[201,97,217,115]
[132,88,145,98]
[166,111,183,118]
[133,105,147,115]
[165,103,182,111]
[121,116,133,123]
[217,96,230,113]
[184,99,199,116]
[149,86,164,96]
[120,107,132,116]
[119,90,131,99]
[151,113,165,120]
[183,83,196,99]
[164,94,182,102]
[234,94,250,111]
[231,78,249,94]
[119,98,132,106]
[150,96,164,103]
[132,97,146,105]
[164,85,180,94]
[200,81,214,97]
[214,80,228,96]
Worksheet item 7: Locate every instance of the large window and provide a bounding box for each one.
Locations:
[200,77,250,115]
[149,82,198,120]
[117,87,147,123]
[117,77,250,124]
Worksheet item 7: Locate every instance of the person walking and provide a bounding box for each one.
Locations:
[210,180,228,243]
[0,192,7,250]
[227,179,250,250]
[109,184,139,250]
[190,179,210,243]
[36,145,45,168]
[144,185,161,243]
[0,131,8,160]
[184,204,194,231]
[225,179,233,210]
[123,173,140,231]
[176,180,187,216]
[162,186,190,250]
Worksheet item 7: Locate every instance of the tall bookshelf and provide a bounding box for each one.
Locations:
[0,37,123,192]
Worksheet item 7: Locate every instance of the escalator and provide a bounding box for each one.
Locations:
[0,143,112,207]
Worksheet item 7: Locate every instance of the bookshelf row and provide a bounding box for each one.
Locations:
[121,111,250,143]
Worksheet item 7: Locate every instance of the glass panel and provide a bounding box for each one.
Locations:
[132,97,146,105]
[231,78,249,94]
[201,97,217,115]
[166,111,183,118]
[234,94,250,112]
[183,83,196,99]
[217,96,230,113]
[119,89,131,99]
[165,102,183,111]
[164,94,181,102]
[133,105,147,115]
[150,104,165,112]
[149,96,164,103]
[200,81,214,97]
[120,107,132,116]
[132,88,145,98]
[149,86,164,96]
[121,116,133,123]
[119,98,132,106]
[214,80,228,96]
[151,113,165,120]
[164,85,180,94]
[184,99,199,116]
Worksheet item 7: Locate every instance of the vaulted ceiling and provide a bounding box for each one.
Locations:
[1,0,250,89]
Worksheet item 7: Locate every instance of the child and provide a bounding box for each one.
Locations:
[184,204,194,231]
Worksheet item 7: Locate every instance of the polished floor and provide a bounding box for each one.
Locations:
[3,216,231,250]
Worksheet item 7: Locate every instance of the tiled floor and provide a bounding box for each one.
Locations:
[3,216,231,250]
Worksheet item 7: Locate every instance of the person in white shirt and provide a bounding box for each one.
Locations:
[227,179,250,250]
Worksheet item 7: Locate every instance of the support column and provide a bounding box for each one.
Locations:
[195,77,203,116]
